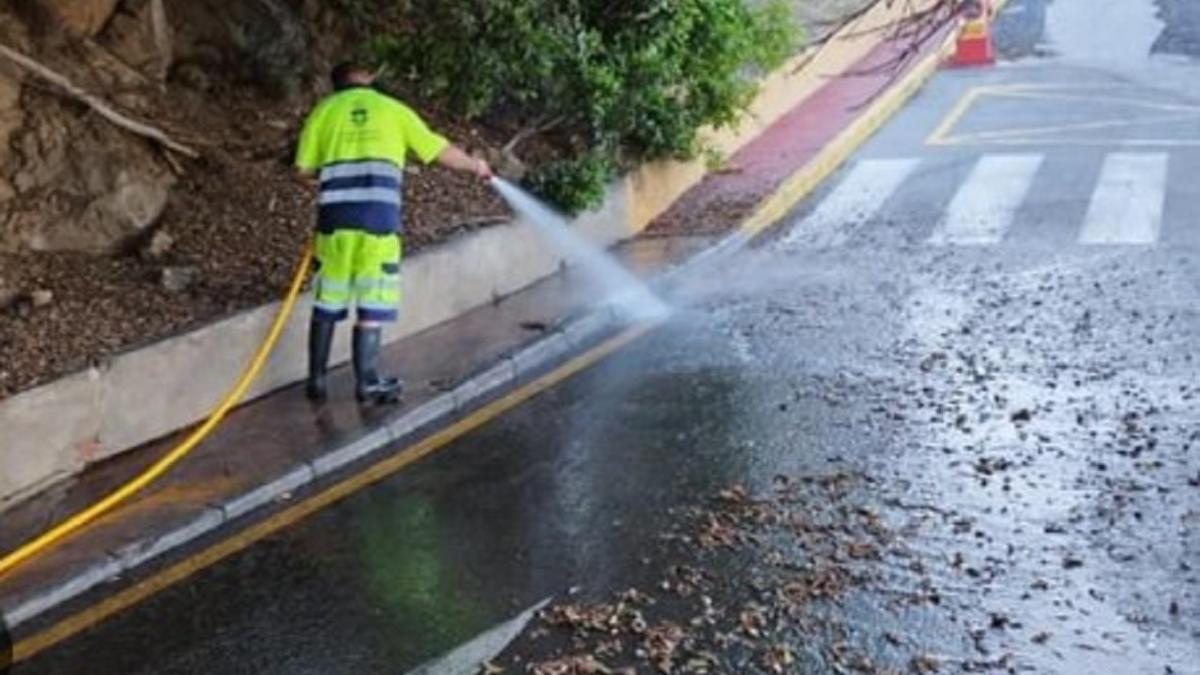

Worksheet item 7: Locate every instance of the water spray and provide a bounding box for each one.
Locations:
[490,178,670,322]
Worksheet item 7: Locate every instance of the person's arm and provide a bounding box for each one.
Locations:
[396,102,493,181]
[437,144,493,181]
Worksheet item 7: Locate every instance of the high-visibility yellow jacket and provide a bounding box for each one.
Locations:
[296,86,449,234]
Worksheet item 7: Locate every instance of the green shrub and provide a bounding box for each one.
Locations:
[526,151,618,215]
[363,0,800,212]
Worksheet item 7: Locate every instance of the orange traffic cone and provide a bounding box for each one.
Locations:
[953,0,995,67]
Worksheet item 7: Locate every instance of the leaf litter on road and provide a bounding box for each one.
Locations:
[495,472,983,674]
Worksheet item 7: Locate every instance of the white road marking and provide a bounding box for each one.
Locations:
[406,598,550,675]
[930,154,1044,246]
[781,158,920,248]
[1079,153,1168,245]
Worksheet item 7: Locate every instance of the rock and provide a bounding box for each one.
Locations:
[100,0,175,80]
[48,0,122,36]
[17,157,175,253]
[160,265,198,293]
[0,69,21,130]
[142,228,174,259]
[0,2,179,256]
[30,288,53,307]
[70,172,172,251]
[5,288,54,316]
[0,69,25,203]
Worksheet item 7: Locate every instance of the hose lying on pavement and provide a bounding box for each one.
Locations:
[0,247,313,579]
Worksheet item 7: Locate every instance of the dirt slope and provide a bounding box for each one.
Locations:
[0,0,508,397]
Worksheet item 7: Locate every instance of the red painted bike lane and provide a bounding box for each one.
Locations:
[650,19,956,236]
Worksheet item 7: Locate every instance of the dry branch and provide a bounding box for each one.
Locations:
[502,114,566,155]
[149,0,173,85]
[793,0,962,76]
[0,42,198,158]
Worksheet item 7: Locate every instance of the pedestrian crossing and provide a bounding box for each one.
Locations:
[930,154,1043,246]
[780,152,1189,249]
[785,158,920,248]
[1078,153,1168,245]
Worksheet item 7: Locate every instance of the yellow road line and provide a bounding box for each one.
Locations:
[995,89,1200,113]
[926,85,994,146]
[927,84,1200,147]
[937,137,1200,148]
[12,323,655,665]
[941,112,1200,145]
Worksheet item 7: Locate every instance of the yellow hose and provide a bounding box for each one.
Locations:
[0,246,313,578]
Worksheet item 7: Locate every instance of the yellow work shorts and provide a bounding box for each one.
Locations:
[313,230,402,323]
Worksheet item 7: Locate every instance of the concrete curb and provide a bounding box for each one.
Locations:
[3,2,969,633]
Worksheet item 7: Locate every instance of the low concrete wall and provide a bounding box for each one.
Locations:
[0,0,922,508]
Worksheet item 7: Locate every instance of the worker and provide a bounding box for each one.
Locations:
[296,61,492,404]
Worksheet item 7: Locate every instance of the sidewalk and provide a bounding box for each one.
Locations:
[0,15,956,638]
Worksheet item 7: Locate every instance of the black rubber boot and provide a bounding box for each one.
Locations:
[306,317,336,402]
[353,325,403,404]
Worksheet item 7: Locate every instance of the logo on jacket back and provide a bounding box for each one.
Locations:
[351,107,369,126]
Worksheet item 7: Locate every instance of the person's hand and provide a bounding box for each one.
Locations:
[475,158,494,182]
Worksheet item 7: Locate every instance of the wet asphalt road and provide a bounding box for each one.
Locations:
[15,1,1200,674]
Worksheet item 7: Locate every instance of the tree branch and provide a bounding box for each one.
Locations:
[502,114,566,155]
[791,0,961,76]
[0,42,198,158]
[149,0,173,85]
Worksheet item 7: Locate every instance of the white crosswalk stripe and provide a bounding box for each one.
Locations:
[780,158,920,248]
[929,154,1044,246]
[1079,153,1169,245]
[783,152,1177,249]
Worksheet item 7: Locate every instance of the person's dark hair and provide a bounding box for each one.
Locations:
[331,61,369,90]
